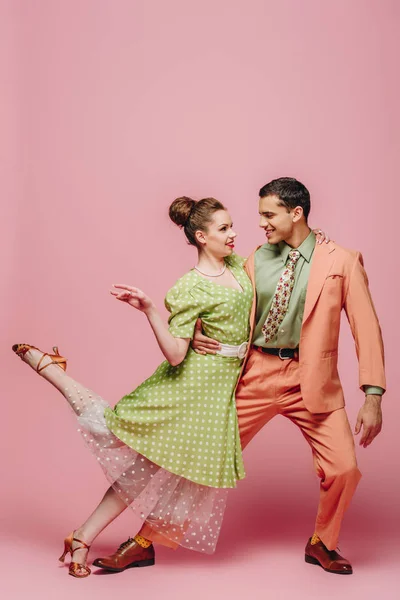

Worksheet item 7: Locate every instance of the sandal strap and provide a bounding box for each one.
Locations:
[37,353,65,373]
[70,562,91,574]
[36,353,50,373]
[72,537,91,551]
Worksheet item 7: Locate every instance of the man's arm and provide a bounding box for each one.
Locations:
[344,253,386,447]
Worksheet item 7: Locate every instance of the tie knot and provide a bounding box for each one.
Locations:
[288,249,301,263]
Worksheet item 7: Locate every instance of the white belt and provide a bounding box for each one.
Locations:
[216,342,249,360]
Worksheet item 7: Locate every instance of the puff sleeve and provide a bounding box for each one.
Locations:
[164,283,201,339]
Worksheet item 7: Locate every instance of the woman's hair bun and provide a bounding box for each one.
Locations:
[169,196,196,227]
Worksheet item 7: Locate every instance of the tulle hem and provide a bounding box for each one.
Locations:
[76,396,228,554]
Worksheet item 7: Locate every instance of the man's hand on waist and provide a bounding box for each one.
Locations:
[191,319,221,355]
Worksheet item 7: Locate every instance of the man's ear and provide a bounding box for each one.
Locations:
[292,206,304,223]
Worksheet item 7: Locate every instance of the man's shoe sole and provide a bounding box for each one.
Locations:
[92,558,155,572]
[305,554,353,575]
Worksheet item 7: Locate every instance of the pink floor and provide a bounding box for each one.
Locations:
[3,487,399,600]
[3,379,399,599]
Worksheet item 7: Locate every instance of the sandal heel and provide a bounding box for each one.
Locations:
[59,540,71,563]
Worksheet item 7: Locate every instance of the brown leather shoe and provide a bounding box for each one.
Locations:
[92,538,155,572]
[305,538,352,574]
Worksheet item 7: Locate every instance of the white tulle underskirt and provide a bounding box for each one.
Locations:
[76,395,228,554]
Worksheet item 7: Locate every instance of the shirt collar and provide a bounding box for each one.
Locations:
[278,230,316,263]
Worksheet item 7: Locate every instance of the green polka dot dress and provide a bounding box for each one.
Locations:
[104,253,253,488]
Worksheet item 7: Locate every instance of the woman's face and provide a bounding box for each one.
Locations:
[196,210,237,258]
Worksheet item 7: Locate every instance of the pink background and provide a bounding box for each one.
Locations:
[1,0,399,598]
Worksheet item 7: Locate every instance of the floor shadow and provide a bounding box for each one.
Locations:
[6,484,398,569]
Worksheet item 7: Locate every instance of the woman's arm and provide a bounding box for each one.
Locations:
[145,306,190,366]
[111,284,190,366]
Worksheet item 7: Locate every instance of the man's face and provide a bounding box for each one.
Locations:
[258,194,295,244]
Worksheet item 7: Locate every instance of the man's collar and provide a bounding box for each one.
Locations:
[278,230,316,263]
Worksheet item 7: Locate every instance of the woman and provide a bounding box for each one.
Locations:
[13,197,254,578]
[13,196,326,578]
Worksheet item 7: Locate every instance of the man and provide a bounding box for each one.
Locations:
[93,177,385,574]
[192,177,385,574]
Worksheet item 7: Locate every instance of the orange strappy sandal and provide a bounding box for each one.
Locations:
[59,532,91,578]
[12,344,67,373]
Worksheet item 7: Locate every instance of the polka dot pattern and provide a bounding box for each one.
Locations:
[105,253,252,488]
[74,253,253,553]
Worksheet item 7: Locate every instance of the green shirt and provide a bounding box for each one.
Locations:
[253,231,315,349]
[251,231,383,396]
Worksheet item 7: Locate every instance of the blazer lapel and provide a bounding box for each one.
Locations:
[302,242,336,325]
[244,247,260,343]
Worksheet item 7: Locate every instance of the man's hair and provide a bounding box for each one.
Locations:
[259,177,311,221]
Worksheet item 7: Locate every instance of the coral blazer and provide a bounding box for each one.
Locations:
[241,241,386,413]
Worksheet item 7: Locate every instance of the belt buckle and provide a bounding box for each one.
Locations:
[278,348,291,360]
[237,342,248,360]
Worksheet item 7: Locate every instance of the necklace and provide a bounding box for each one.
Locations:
[194,263,226,277]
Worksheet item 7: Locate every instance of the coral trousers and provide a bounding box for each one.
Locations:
[142,349,361,550]
[236,349,361,549]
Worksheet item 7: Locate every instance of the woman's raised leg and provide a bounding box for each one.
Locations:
[12,344,112,417]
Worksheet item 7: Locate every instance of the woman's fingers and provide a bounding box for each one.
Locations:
[112,284,139,293]
[111,285,143,300]
[314,229,331,245]
[110,289,140,302]
[110,289,130,297]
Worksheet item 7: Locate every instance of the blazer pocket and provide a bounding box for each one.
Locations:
[325,274,343,281]
[324,274,344,298]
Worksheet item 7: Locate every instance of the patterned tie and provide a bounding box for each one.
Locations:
[262,249,301,343]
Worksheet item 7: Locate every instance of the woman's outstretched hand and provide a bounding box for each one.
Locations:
[111,284,155,314]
